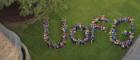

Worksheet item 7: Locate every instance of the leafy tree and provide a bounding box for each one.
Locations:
[0,0,67,17]
[18,0,48,16]
[0,0,47,16]
[0,0,15,9]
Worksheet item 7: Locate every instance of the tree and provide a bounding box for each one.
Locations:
[0,0,15,9]
[0,0,67,17]
[18,0,48,16]
[0,0,47,16]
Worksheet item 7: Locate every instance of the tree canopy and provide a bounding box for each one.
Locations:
[0,0,63,16]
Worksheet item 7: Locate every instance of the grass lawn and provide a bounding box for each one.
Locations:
[3,0,140,60]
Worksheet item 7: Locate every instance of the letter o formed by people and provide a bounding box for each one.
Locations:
[70,24,94,45]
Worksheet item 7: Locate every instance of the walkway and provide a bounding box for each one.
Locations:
[122,36,140,60]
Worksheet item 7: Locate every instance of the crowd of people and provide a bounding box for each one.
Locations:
[42,16,135,49]
[109,17,135,48]
[91,15,109,32]
[43,20,67,48]
[70,24,94,45]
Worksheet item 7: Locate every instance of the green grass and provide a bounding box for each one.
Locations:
[4,0,140,60]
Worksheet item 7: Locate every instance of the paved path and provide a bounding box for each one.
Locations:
[122,36,140,60]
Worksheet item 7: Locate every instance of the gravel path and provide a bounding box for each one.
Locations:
[122,36,140,60]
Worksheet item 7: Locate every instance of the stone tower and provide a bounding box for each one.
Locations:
[0,23,30,60]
